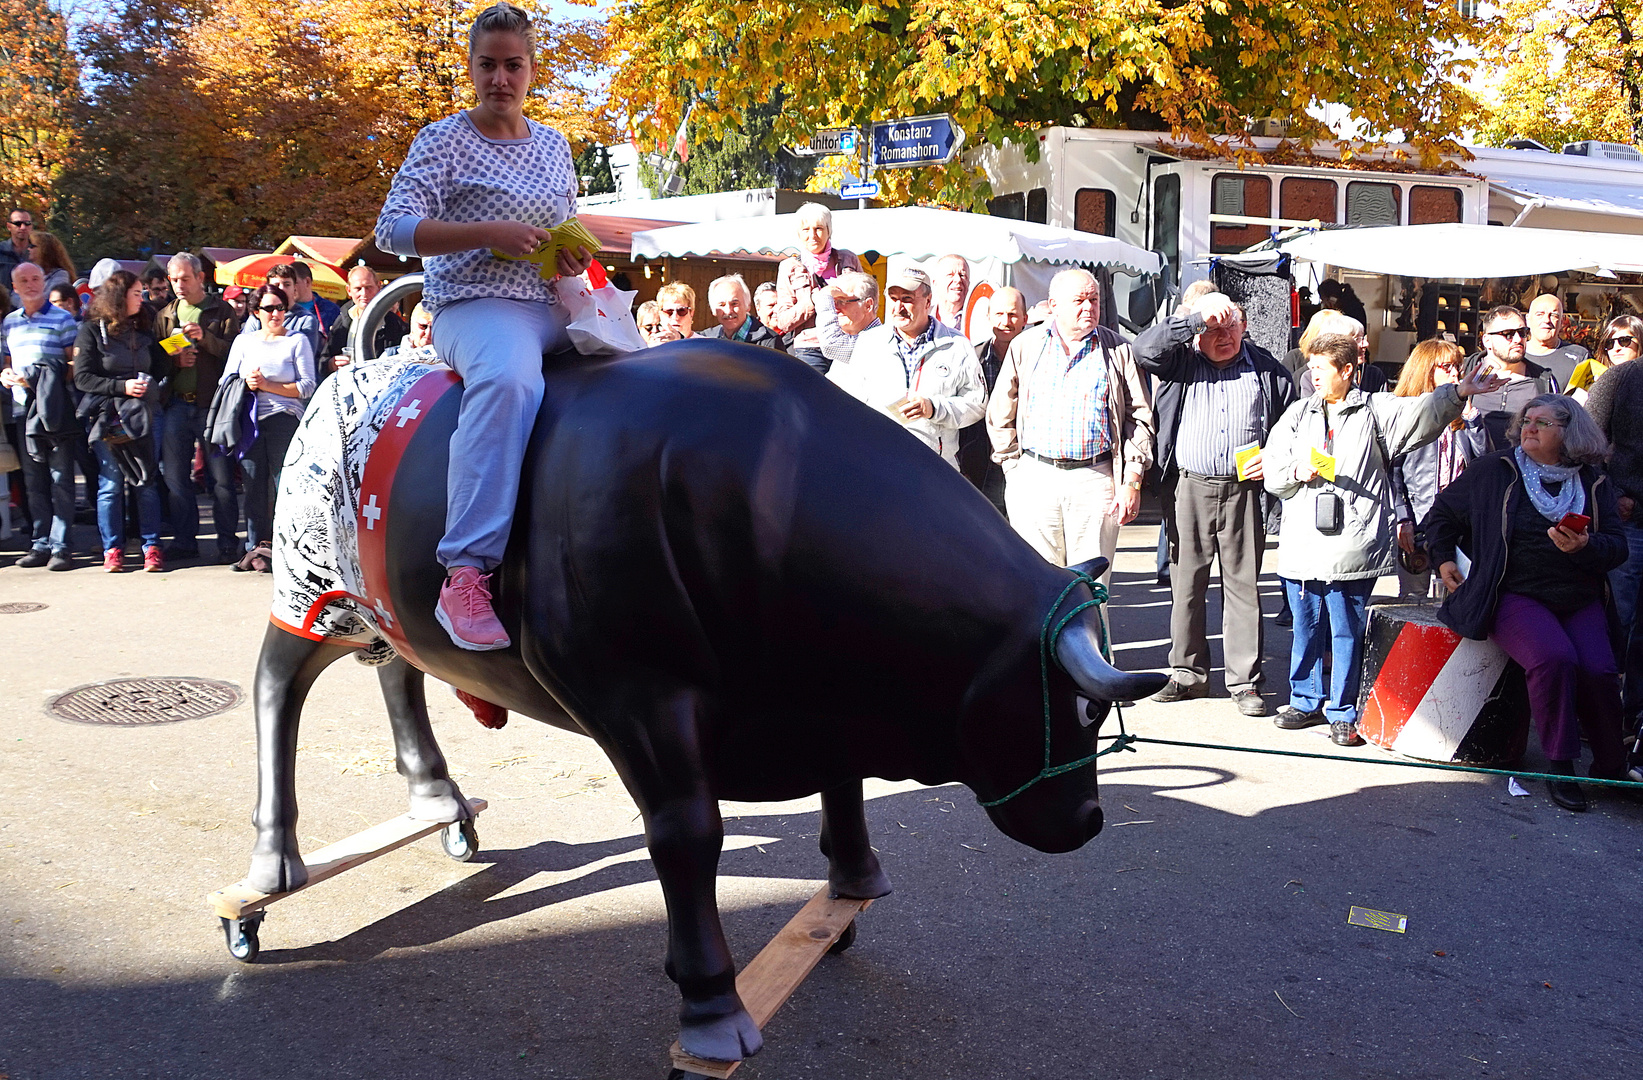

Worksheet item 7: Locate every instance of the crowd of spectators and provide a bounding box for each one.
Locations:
[4,199,1642,810]
[0,220,425,576]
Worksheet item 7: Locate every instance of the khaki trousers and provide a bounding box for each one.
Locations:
[1163,471,1265,692]
[1004,455,1121,580]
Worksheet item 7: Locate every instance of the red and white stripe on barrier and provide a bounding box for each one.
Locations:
[1357,604,1529,766]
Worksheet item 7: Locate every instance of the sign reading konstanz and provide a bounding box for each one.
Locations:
[870,114,966,169]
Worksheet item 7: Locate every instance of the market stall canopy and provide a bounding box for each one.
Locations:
[631,207,1162,275]
[1245,222,1643,279]
[215,251,350,300]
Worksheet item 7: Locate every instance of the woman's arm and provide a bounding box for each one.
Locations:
[1262,400,1308,500]
[768,259,813,335]
[72,321,127,397]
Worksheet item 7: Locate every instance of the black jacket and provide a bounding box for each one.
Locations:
[1583,359,1643,499]
[1132,311,1297,486]
[1423,450,1625,640]
[73,319,173,443]
[21,354,80,459]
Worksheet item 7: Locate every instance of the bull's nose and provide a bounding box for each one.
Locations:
[1077,799,1104,841]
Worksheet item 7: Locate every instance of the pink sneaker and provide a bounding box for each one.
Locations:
[142,546,164,573]
[436,567,511,651]
[103,548,124,573]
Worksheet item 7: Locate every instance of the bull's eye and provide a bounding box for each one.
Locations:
[1075,695,1100,728]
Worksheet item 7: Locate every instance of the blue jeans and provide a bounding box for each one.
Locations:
[93,438,162,551]
[160,399,240,552]
[1609,517,1643,634]
[22,434,75,554]
[1284,577,1375,725]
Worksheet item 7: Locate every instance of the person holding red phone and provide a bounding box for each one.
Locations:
[1425,394,1630,811]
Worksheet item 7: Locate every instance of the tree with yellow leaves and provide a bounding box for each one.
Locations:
[1479,0,1643,149]
[0,0,80,217]
[607,0,1482,206]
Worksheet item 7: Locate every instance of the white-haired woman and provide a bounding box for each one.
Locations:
[767,202,862,374]
[375,1,594,651]
[1286,309,1388,394]
[1426,394,1630,811]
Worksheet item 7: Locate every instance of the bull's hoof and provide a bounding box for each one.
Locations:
[407,779,471,823]
[678,1004,762,1063]
[247,839,309,895]
[828,863,892,901]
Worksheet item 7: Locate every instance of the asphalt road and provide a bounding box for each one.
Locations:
[1,523,1638,1080]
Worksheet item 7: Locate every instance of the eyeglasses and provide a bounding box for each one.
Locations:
[7,219,29,227]
[1521,418,1565,432]
[640,322,661,332]
[1605,335,1637,351]
[259,304,286,313]
[1486,326,1530,340]
[661,307,691,316]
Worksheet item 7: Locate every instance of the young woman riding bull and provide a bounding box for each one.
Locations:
[374,1,595,650]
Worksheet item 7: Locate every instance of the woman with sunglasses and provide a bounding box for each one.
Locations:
[374,1,593,650]
[1389,339,1484,599]
[72,271,172,572]
[1566,314,1642,399]
[218,284,316,571]
[1584,317,1643,725]
[1426,395,1629,811]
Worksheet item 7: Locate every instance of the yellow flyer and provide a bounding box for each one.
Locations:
[491,217,602,280]
[1309,446,1338,483]
[157,331,192,355]
[1234,442,1261,481]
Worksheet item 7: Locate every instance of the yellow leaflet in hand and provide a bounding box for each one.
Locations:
[158,331,192,355]
[1234,442,1261,481]
[491,217,602,281]
[1309,447,1337,483]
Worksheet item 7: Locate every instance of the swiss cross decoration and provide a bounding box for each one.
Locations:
[361,493,382,531]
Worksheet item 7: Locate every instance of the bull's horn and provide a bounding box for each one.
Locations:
[1054,614,1169,703]
[1069,556,1110,581]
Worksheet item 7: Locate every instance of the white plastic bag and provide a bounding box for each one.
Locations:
[558,266,646,356]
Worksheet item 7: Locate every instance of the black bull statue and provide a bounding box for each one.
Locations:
[250,338,1167,1062]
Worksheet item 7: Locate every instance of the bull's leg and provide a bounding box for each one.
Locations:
[247,625,355,894]
[616,689,762,1063]
[377,661,472,822]
[819,780,892,900]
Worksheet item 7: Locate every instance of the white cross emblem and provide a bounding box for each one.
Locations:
[395,399,422,427]
[372,598,394,628]
[361,494,381,531]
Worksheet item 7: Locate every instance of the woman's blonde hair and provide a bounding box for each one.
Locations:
[1394,339,1464,397]
[656,281,695,309]
[30,231,75,279]
[1297,309,1365,355]
[469,2,534,55]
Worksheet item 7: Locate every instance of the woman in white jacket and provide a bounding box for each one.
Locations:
[1264,334,1502,746]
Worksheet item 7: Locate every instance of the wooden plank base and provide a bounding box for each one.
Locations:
[206,798,488,920]
[668,887,873,1079]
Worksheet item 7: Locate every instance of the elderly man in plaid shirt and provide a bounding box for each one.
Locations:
[986,268,1153,583]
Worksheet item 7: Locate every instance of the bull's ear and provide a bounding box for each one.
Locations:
[1068,556,1109,581]
[1054,614,1168,704]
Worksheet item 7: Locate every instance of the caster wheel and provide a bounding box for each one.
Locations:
[221,913,263,963]
[441,818,479,861]
[827,919,857,955]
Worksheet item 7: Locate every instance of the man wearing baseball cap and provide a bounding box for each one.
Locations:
[827,265,985,469]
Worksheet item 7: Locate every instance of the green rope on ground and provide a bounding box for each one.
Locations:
[1100,733,1643,791]
[978,572,1124,809]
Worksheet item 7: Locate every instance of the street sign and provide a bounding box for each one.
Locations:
[869,114,965,169]
[793,128,859,157]
[840,181,879,199]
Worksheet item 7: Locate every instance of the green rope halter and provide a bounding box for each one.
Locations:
[977,571,1136,809]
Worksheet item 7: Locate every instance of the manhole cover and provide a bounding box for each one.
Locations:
[47,677,244,726]
[0,602,47,614]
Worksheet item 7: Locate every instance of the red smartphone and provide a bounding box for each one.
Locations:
[1559,512,1591,533]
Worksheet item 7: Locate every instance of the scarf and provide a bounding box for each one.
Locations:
[1514,446,1585,523]
[799,244,837,281]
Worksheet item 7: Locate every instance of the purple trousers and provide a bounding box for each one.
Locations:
[1490,593,1626,777]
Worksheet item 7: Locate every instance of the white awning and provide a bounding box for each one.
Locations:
[630,207,1162,275]
[1268,222,1640,278]
[1491,177,1643,222]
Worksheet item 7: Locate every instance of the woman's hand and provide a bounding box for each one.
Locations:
[1397,521,1415,554]
[555,244,594,279]
[1620,495,1635,522]
[245,369,265,392]
[1439,561,1465,590]
[1294,458,1319,483]
[488,220,552,259]
[123,377,146,397]
[1456,366,1508,399]
[1548,524,1590,553]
